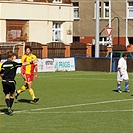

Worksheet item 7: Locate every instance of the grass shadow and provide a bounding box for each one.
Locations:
[17,99,31,103]
[112,90,118,93]
[0,105,7,114]
[0,108,8,113]
[113,90,131,94]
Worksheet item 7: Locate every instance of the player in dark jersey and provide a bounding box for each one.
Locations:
[0,51,33,115]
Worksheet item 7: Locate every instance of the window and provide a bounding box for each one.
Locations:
[73,2,79,20]
[128,37,133,44]
[94,2,102,18]
[52,22,62,42]
[94,1,110,19]
[104,2,109,18]
[73,36,80,42]
[6,20,28,42]
[127,1,133,18]
[53,0,62,3]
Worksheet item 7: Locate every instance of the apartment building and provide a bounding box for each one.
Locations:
[0,0,73,45]
[72,0,133,49]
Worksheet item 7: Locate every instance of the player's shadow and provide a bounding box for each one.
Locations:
[113,90,132,93]
[17,99,31,103]
[0,104,7,113]
[0,108,8,113]
[112,90,118,93]
[0,105,6,112]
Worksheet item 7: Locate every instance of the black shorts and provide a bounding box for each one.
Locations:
[2,81,16,94]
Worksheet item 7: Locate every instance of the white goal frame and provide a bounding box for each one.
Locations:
[0,42,25,56]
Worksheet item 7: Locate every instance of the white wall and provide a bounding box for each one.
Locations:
[62,22,73,45]
[0,20,6,42]
[29,21,73,44]
[0,2,73,21]
[0,2,73,44]
[29,21,48,44]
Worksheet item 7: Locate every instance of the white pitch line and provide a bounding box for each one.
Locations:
[0,109,133,115]
[13,98,133,114]
[30,98,133,111]
[15,109,133,114]
[0,98,133,115]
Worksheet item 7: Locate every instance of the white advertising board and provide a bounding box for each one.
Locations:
[38,58,54,72]
[1,58,75,73]
[53,58,75,71]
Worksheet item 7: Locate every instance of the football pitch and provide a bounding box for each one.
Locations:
[0,71,133,133]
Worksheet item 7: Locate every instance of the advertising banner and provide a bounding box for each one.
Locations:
[1,58,75,73]
[38,58,54,72]
[53,58,75,71]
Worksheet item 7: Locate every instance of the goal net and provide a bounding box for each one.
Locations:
[0,42,25,59]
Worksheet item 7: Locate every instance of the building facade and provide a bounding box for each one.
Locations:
[0,0,73,45]
[72,0,133,49]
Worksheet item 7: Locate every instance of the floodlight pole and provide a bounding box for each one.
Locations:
[109,0,112,72]
[95,0,100,57]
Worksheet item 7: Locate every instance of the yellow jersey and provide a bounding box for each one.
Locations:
[21,53,37,75]
[0,63,2,71]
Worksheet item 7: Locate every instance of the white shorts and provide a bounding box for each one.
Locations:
[117,71,129,81]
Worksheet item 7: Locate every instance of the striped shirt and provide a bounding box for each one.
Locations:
[0,60,22,81]
[21,53,37,75]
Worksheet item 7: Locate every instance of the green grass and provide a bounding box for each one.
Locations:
[0,71,133,133]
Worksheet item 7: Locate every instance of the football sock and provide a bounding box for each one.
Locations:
[17,85,27,94]
[28,89,35,100]
[117,83,121,91]
[125,82,129,90]
[5,98,10,108]
[10,98,14,108]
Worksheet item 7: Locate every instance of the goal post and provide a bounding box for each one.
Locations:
[0,42,25,59]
